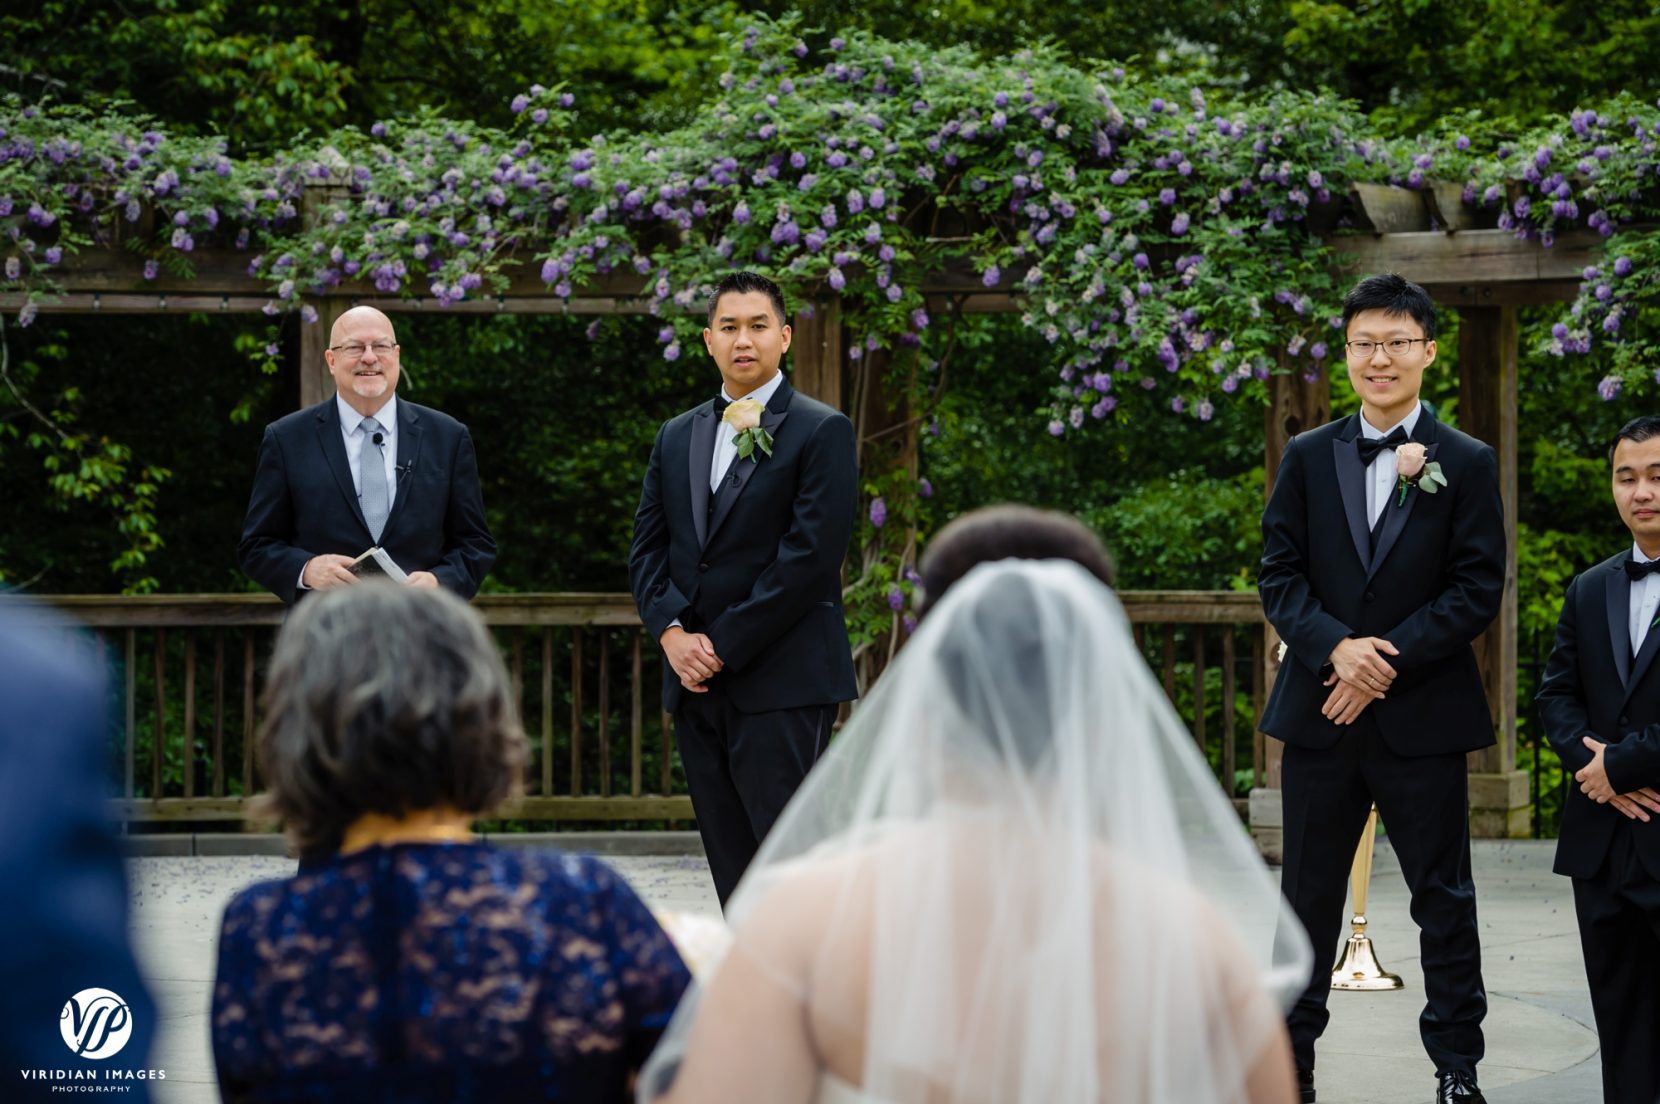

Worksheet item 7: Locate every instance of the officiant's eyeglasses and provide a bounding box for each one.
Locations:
[1345,338,1428,358]
[329,341,399,360]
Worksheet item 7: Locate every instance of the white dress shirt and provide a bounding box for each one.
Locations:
[711,370,784,492]
[1630,544,1660,657]
[1360,401,1424,528]
[297,393,399,590]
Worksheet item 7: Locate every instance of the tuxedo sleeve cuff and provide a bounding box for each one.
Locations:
[1606,731,1660,793]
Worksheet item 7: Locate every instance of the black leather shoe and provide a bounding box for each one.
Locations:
[1296,1067,1315,1104]
[1435,1071,1486,1103]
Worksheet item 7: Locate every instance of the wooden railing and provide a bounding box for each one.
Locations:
[16,591,1269,825]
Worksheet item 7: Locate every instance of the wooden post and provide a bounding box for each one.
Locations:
[1251,357,1331,862]
[790,298,843,408]
[298,178,351,409]
[299,297,347,407]
[1458,304,1529,838]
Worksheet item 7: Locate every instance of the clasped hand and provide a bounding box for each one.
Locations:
[661,626,723,693]
[1577,736,1660,822]
[1321,636,1400,725]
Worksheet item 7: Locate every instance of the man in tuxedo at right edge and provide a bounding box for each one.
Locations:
[1259,274,1505,1104]
[1537,415,1660,1104]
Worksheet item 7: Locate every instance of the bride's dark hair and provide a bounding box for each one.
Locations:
[934,568,1061,770]
[917,505,1114,620]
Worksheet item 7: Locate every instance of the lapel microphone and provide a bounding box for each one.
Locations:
[371,431,385,446]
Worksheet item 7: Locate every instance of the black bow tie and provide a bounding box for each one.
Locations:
[1356,427,1410,467]
[712,396,731,418]
[1626,557,1660,582]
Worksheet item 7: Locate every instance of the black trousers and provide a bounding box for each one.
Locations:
[1280,716,1486,1077]
[1572,819,1660,1104]
[674,685,834,908]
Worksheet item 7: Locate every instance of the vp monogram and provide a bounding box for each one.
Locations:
[59,988,134,1059]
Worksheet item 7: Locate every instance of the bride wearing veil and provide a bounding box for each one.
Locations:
[640,552,1311,1103]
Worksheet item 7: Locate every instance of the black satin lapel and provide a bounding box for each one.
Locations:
[1367,441,1437,581]
[317,405,370,536]
[689,407,716,548]
[1626,615,1660,704]
[1331,438,1371,570]
[381,404,423,536]
[706,408,789,547]
[1609,558,1633,688]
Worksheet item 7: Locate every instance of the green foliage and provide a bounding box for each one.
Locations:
[1284,0,1660,134]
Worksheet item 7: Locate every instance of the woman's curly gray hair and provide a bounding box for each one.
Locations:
[253,583,526,859]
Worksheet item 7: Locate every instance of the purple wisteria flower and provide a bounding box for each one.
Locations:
[869,497,887,528]
[888,586,905,611]
[142,259,159,280]
[982,264,1001,287]
[1599,375,1622,401]
[1048,420,1065,437]
[918,477,933,498]
[1614,257,1633,277]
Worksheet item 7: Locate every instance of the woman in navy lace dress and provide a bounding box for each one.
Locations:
[211,585,690,1103]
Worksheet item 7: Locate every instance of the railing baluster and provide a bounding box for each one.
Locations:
[1161,626,1176,701]
[125,629,136,799]
[631,633,643,798]
[152,629,166,802]
[569,628,583,799]
[541,627,554,797]
[213,630,226,798]
[243,631,256,796]
[1222,627,1238,795]
[1191,625,1206,753]
[183,632,196,799]
[1251,626,1266,791]
[598,630,612,799]
[510,627,525,721]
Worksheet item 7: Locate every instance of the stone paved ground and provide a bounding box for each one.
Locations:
[126,838,1603,1104]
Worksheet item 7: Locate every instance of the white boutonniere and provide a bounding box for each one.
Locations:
[723,398,773,462]
[1393,442,1446,506]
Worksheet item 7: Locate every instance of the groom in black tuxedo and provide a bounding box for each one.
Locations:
[1259,274,1505,1104]
[1537,415,1660,1104]
[629,271,858,906]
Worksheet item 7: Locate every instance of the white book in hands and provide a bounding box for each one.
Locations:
[346,546,409,584]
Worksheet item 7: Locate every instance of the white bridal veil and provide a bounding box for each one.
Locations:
[640,559,1311,1103]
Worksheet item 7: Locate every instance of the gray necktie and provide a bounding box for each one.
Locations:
[359,416,389,542]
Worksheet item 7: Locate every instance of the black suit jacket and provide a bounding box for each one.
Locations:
[237,397,495,604]
[629,378,858,715]
[1258,408,1505,755]
[1537,551,1660,880]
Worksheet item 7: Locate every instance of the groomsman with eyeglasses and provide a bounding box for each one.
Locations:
[1537,414,1660,1104]
[1259,273,1506,1104]
[239,305,495,604]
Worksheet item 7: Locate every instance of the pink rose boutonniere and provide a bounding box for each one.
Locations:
[722,398,773,462]
[1393,442,1446,506]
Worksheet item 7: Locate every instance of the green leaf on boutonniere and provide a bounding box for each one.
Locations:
[733,426,774,463]
[1424,461,1448,489]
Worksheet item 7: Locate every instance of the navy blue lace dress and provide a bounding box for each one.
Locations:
[211,843,691,1103]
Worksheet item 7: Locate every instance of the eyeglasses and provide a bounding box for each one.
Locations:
[329,341,399,360]
[1345,338,1428,359]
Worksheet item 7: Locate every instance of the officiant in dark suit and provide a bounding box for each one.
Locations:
[1258,274,1505,1104]
[1536,414,1660,1104]
[238,306,495,604]
[629,271,857,907]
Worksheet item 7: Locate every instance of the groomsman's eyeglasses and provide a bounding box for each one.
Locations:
[329,341,400,360]
[1344,338,1428,358]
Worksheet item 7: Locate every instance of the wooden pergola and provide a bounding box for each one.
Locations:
[4,192,1601,842]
